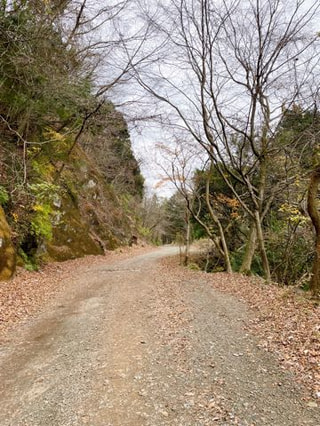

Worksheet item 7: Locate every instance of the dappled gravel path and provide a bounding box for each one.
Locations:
[0,247,319,425]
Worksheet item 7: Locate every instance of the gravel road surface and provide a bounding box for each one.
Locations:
[0,247,319,425]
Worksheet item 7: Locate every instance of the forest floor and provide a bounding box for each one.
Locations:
[0,246,319,425]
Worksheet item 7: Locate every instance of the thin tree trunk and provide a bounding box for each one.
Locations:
[253,114,271,282]
[175,232,184,265]
[184,211,191,266]
[254,210,271,282]
[240,223,257,274]
[205,171,232,273]
[307,167,320,297]
[216,220,232,273]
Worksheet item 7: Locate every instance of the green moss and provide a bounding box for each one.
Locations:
[0,185,9,205]
[31,159,55,180]
[0,206,16,279]
[188,262,201,271]
[138,225,151,238]
[46,194,104,260]
[31,204,54,240]
[28,182,61,242]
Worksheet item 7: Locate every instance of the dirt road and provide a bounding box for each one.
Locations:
[0,247,319,425]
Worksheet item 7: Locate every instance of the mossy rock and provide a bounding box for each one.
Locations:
[4,119,141,267]
[45,195,104,261]
[0,206,16,280]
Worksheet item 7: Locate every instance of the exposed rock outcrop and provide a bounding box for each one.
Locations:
[0,102,143,274]
[0,206,15,280]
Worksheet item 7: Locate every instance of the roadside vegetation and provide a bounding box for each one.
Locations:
[132,0,320,298]
[0,1,144,276]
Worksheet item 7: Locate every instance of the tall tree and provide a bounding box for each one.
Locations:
[133,0,320,281]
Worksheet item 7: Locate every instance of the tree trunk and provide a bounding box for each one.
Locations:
[176,232,184,265]
[239,223,257,274]
[254,210,271,282]
[216,220,232,273]
[205,172,232,273]
[307,167,320,297]
[184,212,191,266]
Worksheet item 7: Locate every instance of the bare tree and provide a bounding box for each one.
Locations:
[132,0,320,281]
[158,139,233,272]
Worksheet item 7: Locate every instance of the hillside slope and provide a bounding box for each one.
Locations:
[0,3,144,278]
[0,105,143,277]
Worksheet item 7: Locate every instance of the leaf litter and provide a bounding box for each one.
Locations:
[162,256,320,401]
[0,245,154,343]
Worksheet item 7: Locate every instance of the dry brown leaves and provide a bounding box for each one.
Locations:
[163,257,320,400]
[212,273,320,399]
[0,245,153,343]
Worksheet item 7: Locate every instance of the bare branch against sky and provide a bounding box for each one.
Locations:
[85,0,320,196]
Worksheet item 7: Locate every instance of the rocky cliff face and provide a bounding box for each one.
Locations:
[0,4,144,278]
[0,105,144,275]
[44,145,137,262]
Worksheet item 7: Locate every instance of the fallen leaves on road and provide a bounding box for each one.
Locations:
[1,248,319,403]
[0,245,153,343]
[162,256,320,400]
